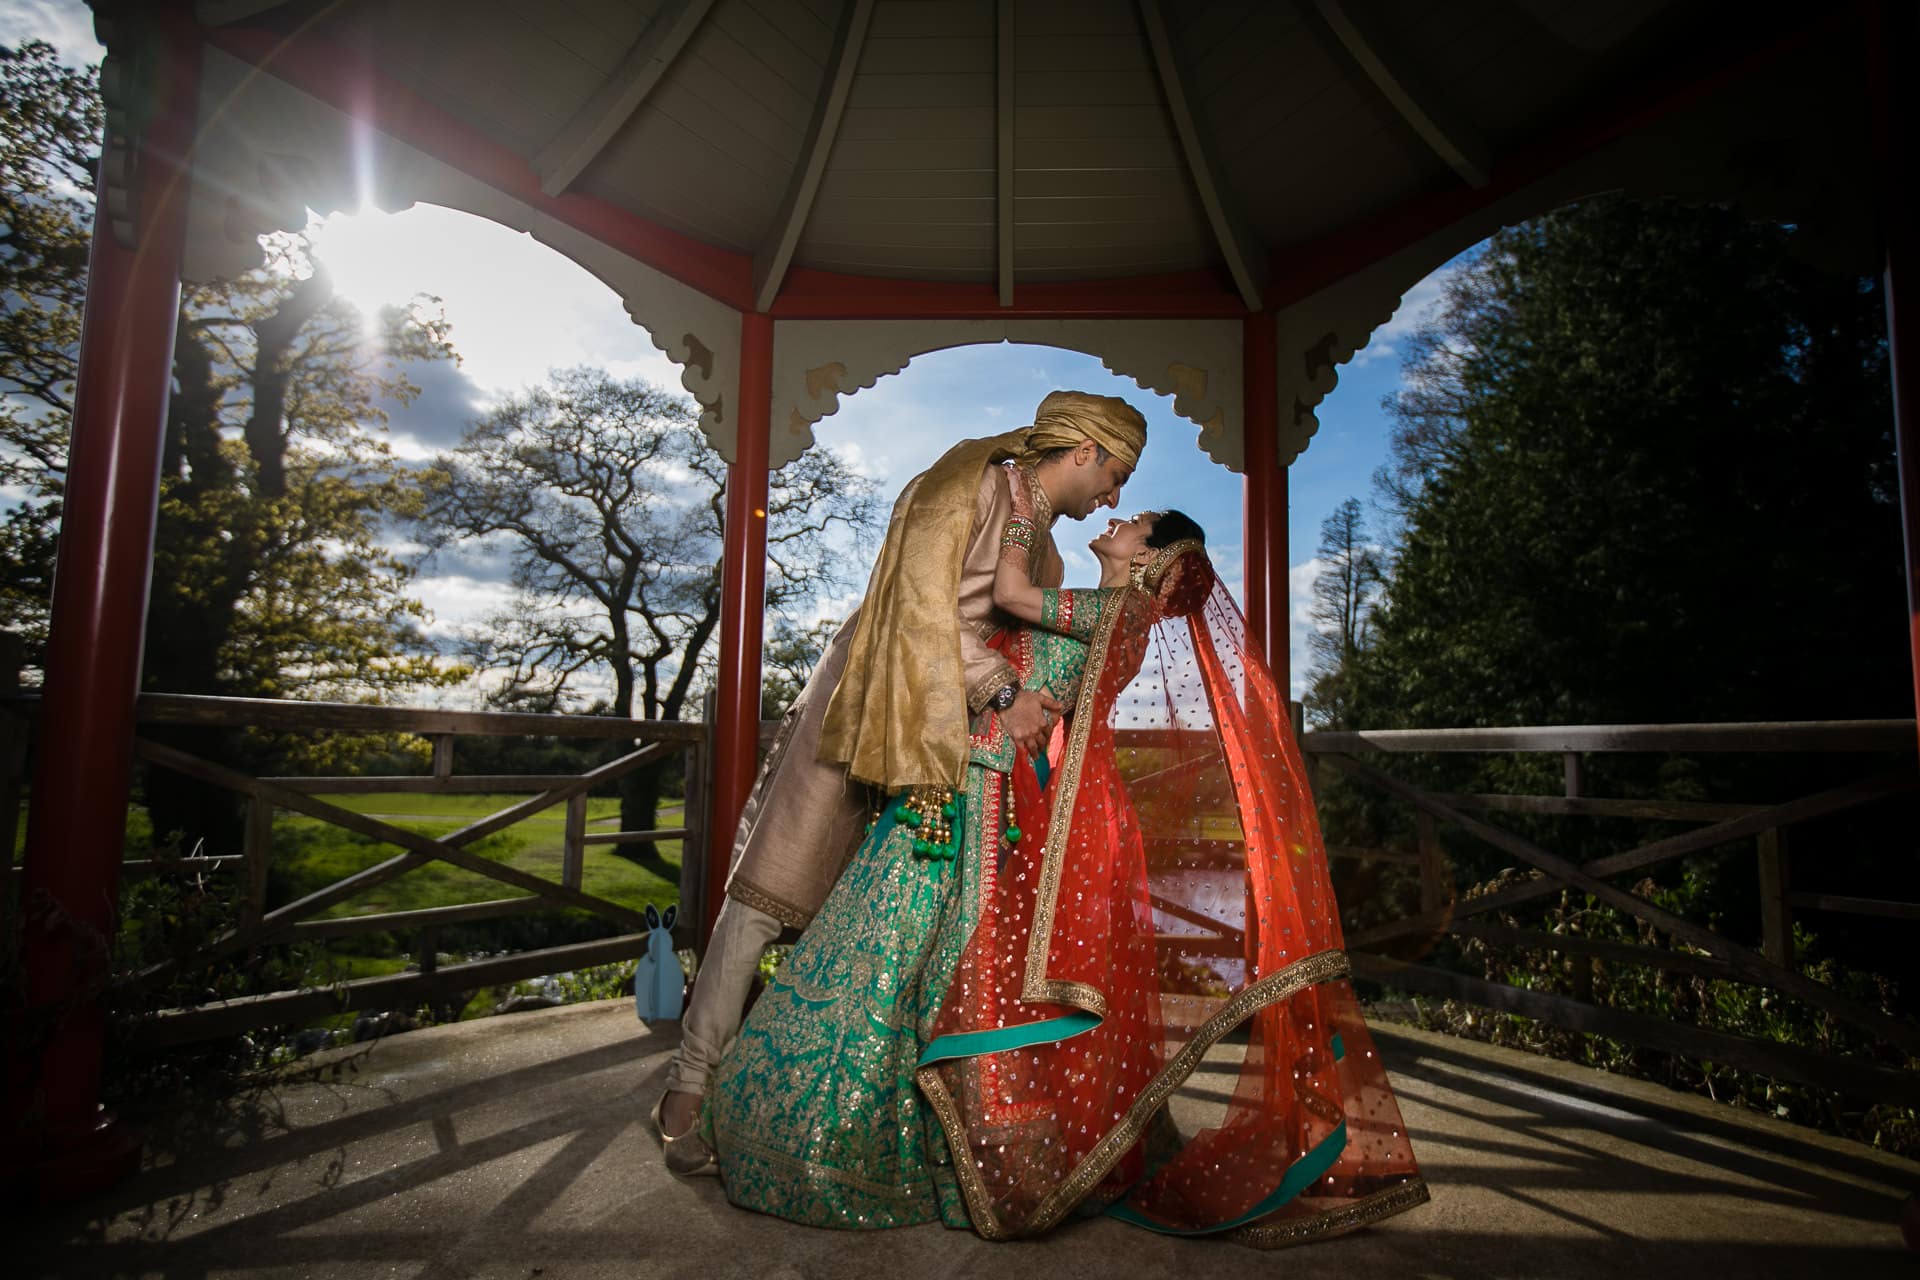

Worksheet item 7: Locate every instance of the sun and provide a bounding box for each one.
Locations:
[304,204,435,323]
[299,202,679,396]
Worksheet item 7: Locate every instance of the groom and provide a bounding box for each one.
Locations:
[657,390,1147,1170]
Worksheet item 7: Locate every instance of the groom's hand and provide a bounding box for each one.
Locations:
[1004,690,1066,759]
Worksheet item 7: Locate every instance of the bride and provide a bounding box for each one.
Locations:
[704,469,1426,1247]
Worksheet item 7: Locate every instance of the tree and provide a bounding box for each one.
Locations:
[762,616,839,719]
[0,41,102,661]
[1331,195,1908,969]
[1304,496,1383,728]
[418,367,882,874]
[2,41,465,851]
[1361,197,1902,738]
[144,240,458,701]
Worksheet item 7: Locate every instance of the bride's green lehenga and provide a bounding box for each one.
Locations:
[706,595,1112,1230]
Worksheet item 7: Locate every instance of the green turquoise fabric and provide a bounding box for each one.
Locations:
[917,1009,1100,1068]
[1103,1122,1351,1235]
[706,794,985,1229]
[705,594,1115,1233]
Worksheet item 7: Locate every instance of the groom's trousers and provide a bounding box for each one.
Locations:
[664,615,868,1096]
[663,895,783,1097]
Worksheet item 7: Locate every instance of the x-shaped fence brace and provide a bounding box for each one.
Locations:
[1323,753,1920,1061]
[121,735,679,993]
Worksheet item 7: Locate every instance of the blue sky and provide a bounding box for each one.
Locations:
[4,0,1464,699]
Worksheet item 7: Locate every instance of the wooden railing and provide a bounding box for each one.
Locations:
[1,693,711,1047]
[7,695,1916,1106]
[1299,719,1920,1106]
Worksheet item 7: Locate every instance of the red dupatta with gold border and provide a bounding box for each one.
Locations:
[916,550,1427,1246]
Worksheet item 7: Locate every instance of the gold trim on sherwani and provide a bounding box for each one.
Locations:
[819,430,1069,790]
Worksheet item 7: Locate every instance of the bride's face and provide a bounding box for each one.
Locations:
[1090,511,1155,567]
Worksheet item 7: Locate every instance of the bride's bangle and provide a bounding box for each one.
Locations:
[1000,517,1036,553]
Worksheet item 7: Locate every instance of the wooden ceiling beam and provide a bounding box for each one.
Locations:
[752,0,876,313]
[1309,0,1491,188]
[1137,0,1268,312]
[996,0,1016,308]
[533,0,717,199]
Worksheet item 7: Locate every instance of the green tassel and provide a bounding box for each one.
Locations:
[1005,825,1022,844]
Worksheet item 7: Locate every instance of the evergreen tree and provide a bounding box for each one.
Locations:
[1333,195,1910,969]
[1363,197,1902,736]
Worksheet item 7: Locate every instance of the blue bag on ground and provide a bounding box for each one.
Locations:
[634,903,683,1022]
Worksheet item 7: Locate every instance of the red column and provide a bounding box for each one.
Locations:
[1871,2,1920,741]
[12,10,200,1196]
[1241,310,1289,691]
[706,312,773,938]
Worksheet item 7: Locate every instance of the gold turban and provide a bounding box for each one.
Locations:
[1018,390,1147,468]
[819,396,1148,790]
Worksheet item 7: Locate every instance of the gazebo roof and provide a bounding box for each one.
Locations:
[185,2,1872,306]
[130,0,1875,466]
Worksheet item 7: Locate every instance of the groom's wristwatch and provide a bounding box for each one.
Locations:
[989,683,1020,712]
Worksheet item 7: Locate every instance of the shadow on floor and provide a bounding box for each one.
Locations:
[13,1010,1915,1280]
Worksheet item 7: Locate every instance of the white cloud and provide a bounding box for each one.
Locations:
[1287,557,1329,702]
[2,0,101,63]
[412,574,510,635]
[387,435,440,463]
[827,438,882,481]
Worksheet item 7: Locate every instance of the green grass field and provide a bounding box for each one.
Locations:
[9,790,685,1039]
[274,792,684,918]
[10,792,685,918]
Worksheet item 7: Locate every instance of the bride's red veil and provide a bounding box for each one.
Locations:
[917,546,1427,1245]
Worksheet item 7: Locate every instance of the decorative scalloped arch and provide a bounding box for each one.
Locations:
[179,45,1862,476]
[767,317,1244,471]
[181,47,738,449]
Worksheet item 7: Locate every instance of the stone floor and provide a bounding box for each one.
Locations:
[17,999,1917,1279]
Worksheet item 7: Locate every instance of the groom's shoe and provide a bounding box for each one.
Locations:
[652,1090,718,1177]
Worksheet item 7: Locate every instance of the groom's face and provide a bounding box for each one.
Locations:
[1060,445,1134,519]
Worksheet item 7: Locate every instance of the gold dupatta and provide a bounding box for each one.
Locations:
[818,430,1031,789]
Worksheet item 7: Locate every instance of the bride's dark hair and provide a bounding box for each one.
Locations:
[1139,510,1212,616]
[1146,509,1204,548]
